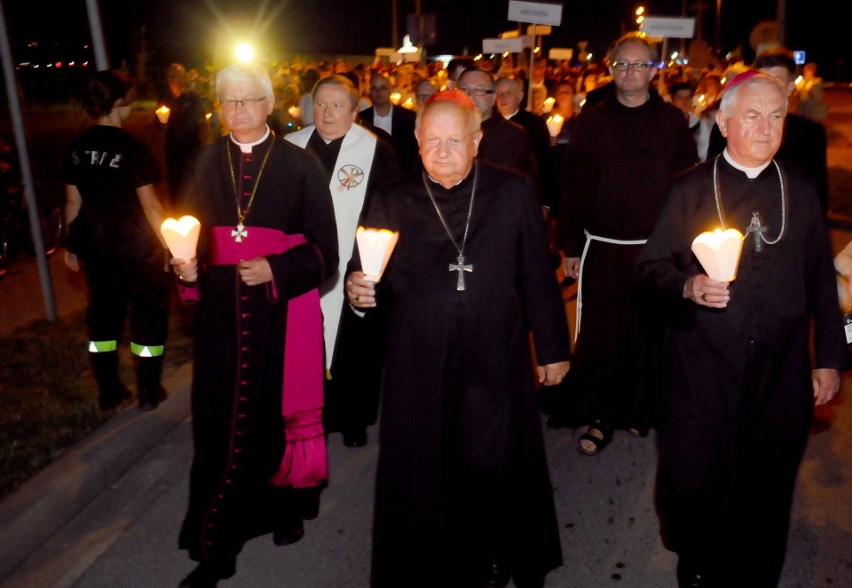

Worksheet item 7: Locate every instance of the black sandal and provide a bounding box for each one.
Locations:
[577,421,614,456]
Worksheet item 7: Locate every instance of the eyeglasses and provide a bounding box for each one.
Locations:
[495,91,516,98]
[220,96,269,109]
[458,87,495,97]
[611,61,656,72]
[370,86,390,93]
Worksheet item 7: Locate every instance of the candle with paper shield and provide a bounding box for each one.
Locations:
[160,215,201,263]
[155,105,171,124]
[356,226,399,283]
[545,114,564,138]
[691,228,744,282]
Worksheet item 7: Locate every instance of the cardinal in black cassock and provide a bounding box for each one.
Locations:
[346,91,571,588]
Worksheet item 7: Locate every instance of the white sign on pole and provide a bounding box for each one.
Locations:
[549,48,573,60]
[483,36,533,54]
[640,17,696,39]
[508,1,563,26]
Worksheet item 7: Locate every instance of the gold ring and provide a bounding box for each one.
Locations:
[353,295,360,303]
[700,292,707,302]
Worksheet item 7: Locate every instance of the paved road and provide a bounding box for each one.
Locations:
[1,284,850,587]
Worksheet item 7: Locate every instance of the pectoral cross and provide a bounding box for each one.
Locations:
[449,255,473,291]
[745,211,767,252]
[232,223,248,242]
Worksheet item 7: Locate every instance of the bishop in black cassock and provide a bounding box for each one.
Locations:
[173,63,338,587]
[635,72,848,587]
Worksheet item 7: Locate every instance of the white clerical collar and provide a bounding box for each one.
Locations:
[723,149,771,179]
[427,172,467,188]
[502,109,520,120]
[230,126,271,153]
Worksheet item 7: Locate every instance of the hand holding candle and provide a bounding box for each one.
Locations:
[356,226,399,283]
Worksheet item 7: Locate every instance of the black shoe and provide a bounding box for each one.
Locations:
[178,559,235,588]
[342,429,367,447]
[486,557,510,588]
[295,487,321,520]
[98,386,132,412]
[273,521,305,546]
[138,386,168,411]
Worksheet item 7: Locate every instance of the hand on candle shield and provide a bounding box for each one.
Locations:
[170,257,198,283]
[346,271,377,309]
[684,274,730,308]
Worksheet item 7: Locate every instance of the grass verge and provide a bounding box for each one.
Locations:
[0,301,193,501]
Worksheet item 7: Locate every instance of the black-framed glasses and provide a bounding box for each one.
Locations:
[458,87,495,97]
[220,96,269,109]
[611,61,656,72]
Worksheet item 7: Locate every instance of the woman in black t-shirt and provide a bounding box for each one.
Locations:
[63,69,171,412]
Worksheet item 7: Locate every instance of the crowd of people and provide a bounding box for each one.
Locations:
[62,32,846,588]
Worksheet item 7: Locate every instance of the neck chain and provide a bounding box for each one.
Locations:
[227,135,276,242]
[422,163,478,291]
[712,155,786,252]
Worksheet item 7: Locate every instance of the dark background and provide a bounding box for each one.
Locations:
[3,0,850,97]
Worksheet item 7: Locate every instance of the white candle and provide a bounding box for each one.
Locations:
[161,215,201,262]
[155,105,171,124]
[691,228,744,282]
[356,226,399,283]
[545,114,564,138]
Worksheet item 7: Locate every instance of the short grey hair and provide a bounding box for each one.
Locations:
[719,72,788,115]
[216,62,273,100]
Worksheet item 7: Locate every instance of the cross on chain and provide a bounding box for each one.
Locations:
[449,254,473,291]
[745,211,767,252]
[232,223,248,243]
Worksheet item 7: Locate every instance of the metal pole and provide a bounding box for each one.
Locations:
[392,0,398,51]
[776,0,786,46]
[0,0,57,321]
[527,23,536,111]
[85,0,109,70]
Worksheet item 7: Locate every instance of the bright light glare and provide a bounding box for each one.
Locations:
[235,43,254,62]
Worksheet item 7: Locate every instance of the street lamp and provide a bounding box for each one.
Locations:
[234,43,254,62]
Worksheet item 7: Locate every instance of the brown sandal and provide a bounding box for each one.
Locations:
[577,421,614,456]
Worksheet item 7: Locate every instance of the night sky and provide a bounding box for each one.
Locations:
[5,0,850,78]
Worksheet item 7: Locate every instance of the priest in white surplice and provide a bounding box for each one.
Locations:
[286,74,401,447]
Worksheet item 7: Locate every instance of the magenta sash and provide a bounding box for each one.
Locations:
[207,226,328,488]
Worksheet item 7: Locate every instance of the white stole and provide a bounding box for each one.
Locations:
[286,124,377,367]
